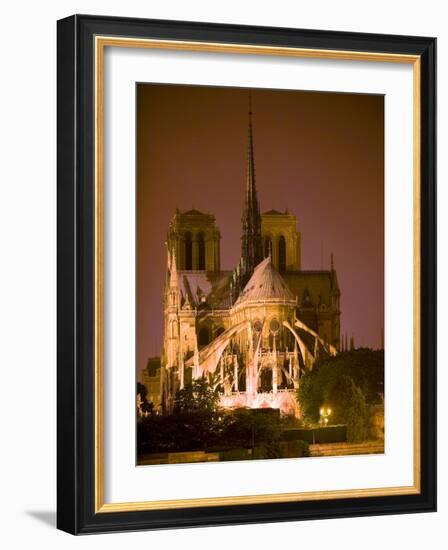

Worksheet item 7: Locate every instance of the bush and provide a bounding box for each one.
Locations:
[220,408,282,449]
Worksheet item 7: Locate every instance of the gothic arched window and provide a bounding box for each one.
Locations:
[184,232,193,270]
[197,232,205,270]
[278,235,286,272]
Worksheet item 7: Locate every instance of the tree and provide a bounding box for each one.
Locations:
[137,382,154,417]
[171,377,221,450]
[315,349,384,404]
[297,370,324,424]
[174,377,220,415]
[297,349,381,441]
[137,382,147,401]
[325,375,368,441]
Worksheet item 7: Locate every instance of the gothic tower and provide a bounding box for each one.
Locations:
[261,210,301,272]
[167,209,221,271]
[240,97,263,283]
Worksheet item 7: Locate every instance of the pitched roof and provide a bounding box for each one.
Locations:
[234,257,295,306]
[283,270,339,307]
[178,270,232,309]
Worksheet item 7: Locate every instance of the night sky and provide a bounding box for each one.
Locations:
[137,84,384,374]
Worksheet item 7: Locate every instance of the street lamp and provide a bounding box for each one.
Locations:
[319,407,332,426]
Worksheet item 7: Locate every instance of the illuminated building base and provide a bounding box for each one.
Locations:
[219,389,300,417]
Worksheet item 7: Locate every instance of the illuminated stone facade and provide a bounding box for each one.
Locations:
[167,209,221,272]
[157,107,340,417]
[262,210,301,272]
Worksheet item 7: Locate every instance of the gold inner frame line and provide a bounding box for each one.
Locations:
[94,35,421,514]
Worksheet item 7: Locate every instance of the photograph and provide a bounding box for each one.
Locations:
[136,84,385,466]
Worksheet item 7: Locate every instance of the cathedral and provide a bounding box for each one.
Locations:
[157,105,341,417]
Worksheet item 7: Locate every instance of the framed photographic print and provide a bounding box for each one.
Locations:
[57,15,436,534]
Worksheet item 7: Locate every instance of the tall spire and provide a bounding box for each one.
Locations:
[246,95,257,207]
[241,93,263,282]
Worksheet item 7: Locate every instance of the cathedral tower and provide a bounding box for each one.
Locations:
[167,209,221,271]
[261,210,301,271]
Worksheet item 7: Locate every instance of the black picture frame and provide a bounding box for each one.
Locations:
[57,14,436,534]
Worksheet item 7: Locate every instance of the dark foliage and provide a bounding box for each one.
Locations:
[218,409,282,450]
[297,349,383,440]
[138,379,298,456]
[137,382,155,414]
[318,349,384,403]
[174,378,220,415]
[326,375,369,441]
[282,425,347,444]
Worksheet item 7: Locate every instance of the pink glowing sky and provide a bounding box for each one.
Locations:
[137,84,384,372]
